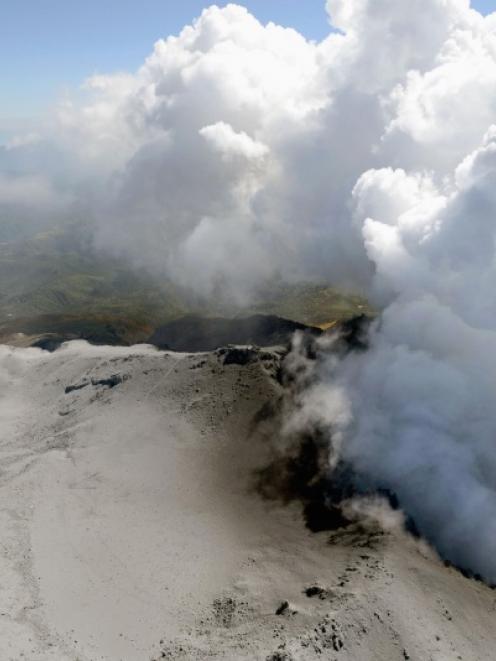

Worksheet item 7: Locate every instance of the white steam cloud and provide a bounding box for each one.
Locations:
[3,0,496,579]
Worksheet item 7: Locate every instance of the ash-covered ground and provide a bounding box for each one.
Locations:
[0,338,494,661]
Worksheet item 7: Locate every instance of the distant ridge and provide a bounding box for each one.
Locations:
[148,314,321,352]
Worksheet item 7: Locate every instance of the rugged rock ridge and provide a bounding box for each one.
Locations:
[147,314,321,352]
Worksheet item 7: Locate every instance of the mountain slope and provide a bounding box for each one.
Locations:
[0,341,493,660]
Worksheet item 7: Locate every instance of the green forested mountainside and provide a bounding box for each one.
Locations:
[0,226,185,337]
[0,223,371,345]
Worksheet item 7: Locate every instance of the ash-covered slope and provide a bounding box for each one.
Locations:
[0,340,494,660]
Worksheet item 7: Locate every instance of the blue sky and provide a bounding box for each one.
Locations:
[1,0,494,124]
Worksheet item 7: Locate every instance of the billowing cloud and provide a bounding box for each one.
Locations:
[307,125,496,579]
[7,0,493,296]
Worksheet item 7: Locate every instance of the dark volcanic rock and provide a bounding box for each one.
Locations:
[220,347,258,366]
[304,586,327,599]
[32,335,67,352]
[331,314,371,352]
[91,374,123,389]
[303,501,351,533]
[65,374,123,394]
[65,381,90,394]
[22,316,141,351]
[275,601,290,615]
[148,314,321,352]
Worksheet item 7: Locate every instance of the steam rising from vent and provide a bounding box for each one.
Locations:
[4,0,496,579]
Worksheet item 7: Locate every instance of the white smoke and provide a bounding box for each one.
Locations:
[3,0,496,579]
[306,126,496,580]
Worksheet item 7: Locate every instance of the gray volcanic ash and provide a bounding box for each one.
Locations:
[0,340,495,660]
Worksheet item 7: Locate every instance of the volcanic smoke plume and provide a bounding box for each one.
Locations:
[3,0,496,579]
